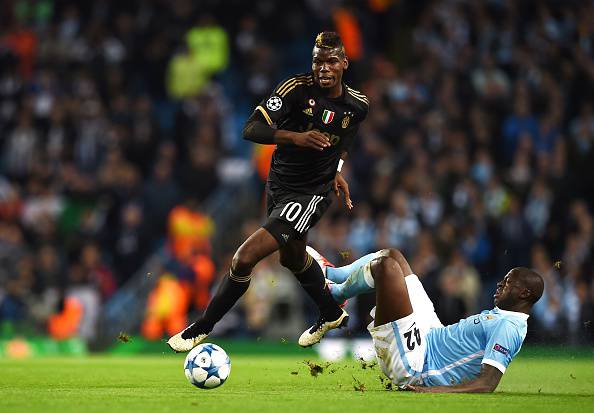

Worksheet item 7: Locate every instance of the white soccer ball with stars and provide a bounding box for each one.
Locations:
[184,343,231,389]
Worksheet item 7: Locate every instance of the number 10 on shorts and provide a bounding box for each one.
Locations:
[279,202,302,222]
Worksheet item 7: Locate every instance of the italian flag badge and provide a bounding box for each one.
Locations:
[322,109,335,124]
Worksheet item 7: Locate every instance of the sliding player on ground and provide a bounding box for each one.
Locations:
[308,247,544,392]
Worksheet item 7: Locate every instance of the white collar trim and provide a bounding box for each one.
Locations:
[495,307,529,320]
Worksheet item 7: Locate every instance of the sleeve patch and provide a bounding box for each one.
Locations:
[266,96,283,111]
[493,343,510,356]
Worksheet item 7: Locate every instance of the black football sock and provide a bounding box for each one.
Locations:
[182,270,251,338]
[294,254,343,320]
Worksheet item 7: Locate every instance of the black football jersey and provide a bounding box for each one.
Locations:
[255,72,369,195]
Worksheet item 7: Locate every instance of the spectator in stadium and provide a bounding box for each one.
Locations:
[112,202,148,285]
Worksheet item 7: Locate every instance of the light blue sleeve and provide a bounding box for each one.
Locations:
[481,319,524,373]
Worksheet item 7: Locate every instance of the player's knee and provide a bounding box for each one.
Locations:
[369,256,403,281]
[380,248,412,276]
[278,254,291,269]
[379,248,403,263]
[279,252,304,272]
[383,248,400,260]
[231,247,258,275]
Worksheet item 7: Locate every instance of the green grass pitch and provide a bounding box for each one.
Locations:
[1,351,593,413]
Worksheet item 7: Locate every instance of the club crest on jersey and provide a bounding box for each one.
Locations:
[322,109,335,124]
[342,115,350,128]
[266,96,282,111]
[303,107,313,116]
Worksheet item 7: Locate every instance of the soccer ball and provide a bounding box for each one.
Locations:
[183,343,231,389]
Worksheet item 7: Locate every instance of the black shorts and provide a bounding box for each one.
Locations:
[263,184,332,246]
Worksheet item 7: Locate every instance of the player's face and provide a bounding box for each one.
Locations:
[312,47,348,89]
[493,270,523,308]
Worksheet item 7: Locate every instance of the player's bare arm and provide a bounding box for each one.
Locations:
[273,129,331,150]
[242,113,330,150]
[333,152,352,209]
[406,364,503,393]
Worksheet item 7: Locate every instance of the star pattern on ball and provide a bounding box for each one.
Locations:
[206,367,221,380]
[185,358,200,375]
[201,345,214,356]
[184,344,230,388]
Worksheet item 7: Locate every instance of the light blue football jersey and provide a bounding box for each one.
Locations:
[421,307,528,386]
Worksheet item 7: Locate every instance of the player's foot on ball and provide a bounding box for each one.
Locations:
[325,279,348,308]
[167,323,208,353]
[298,309,349,347]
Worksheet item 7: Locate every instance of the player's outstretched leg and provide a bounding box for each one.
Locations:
[280,240,348,347]
[327,249,407,303]
[326,251,380,302]
[167,228,279,352]
[325,251,379,284]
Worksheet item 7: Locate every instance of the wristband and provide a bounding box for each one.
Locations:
[337,159,344,172]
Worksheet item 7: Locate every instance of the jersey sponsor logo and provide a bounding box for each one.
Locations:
[303,108,313,116]
[493,343,510,355]
[342,115,350,128]
[322,109,335,124]
[266,96,283,111]
[304,123,341,145]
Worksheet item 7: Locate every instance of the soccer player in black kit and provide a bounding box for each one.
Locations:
[168,32,369,352]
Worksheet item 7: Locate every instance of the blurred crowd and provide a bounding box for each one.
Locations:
[0,0,593,345]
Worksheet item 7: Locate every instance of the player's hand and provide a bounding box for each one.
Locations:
[403,384,432,393]
[334,171,353,210]
[405,384,445,393]
[291,131,331,151]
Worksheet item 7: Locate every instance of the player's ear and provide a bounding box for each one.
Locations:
[343,56,349,70]
[519,288,531,300]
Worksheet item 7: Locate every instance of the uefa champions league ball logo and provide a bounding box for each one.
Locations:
[266,96,283,111]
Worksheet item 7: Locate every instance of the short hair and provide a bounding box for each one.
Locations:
[514,267,544,304]
[314,32,345,55]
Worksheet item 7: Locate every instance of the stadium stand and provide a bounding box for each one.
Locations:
[0,0,593,348]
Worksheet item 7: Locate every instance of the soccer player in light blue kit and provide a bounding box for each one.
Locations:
[307,247,544,393]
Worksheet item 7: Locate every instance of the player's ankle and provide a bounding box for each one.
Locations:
[182,320,212,338]
[321,305,343,320]
[328,283,342,302]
